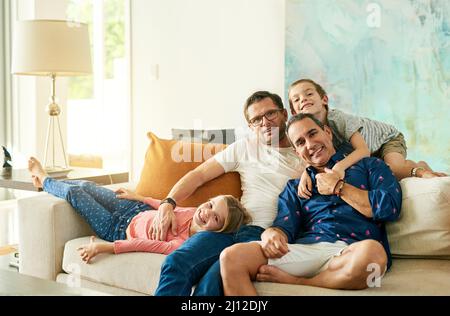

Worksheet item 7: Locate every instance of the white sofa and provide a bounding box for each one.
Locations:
[17,178,450,295]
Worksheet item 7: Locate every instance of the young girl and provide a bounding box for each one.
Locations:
[288,79,447,198]
[28,157,251,263]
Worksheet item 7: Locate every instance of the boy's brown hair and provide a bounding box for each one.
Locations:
[288,79,328,114]
[217,195,252,233]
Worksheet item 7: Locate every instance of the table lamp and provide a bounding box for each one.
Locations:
[11,20,92,173]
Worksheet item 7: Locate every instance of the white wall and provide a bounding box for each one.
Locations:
[130,0,285,179]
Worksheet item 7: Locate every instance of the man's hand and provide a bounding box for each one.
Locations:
[260,228,289,259]
[148,202,178,241]
[316,168,341,195]
[115,188,145,202]
[298,169,313,199]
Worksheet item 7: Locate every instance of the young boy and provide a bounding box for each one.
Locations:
[288,79,447,198]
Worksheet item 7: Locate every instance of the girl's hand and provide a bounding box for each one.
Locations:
[115,188,145,202]
[148,203,177,241]
[77,236,98,264]
[298,169,312,199]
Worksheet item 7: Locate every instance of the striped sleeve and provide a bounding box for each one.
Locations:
[329,108,400,153]
[328,109,363,142]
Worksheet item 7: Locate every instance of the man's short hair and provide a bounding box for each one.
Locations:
[285,113,326,146]
[243,91,284,122]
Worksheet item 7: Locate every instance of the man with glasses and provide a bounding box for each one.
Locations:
[154,91,304,296]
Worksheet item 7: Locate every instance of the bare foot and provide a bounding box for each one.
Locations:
[417,161,432,171]
[31,175,43,189]
[420,170,448,178]
[256,265,300,285]
[28,157,48,187]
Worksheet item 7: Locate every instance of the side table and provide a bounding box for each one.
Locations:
[0,167,129,192]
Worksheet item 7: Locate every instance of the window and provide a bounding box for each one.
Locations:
[66,0,130,170]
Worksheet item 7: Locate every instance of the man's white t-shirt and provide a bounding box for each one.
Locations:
[214,136,304,229]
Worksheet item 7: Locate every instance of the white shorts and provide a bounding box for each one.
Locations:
[265,240,349,278]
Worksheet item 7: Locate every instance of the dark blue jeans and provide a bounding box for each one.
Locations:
[155,225,264,296]
[42,178,151,241]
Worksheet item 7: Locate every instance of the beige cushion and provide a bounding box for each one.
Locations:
[62,237,165,295]
[56,274,146,296]
[62,237,450,296]
[135,132,242,207]
[386,177,450,258]
[254,258,450,295]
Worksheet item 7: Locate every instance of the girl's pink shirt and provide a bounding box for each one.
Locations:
[113,197,196,255]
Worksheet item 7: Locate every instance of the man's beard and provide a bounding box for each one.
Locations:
[261,125,286,146]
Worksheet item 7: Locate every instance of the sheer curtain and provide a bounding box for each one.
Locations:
[0,2,6,145]
[0,1,18,249]
[0,0,12,148]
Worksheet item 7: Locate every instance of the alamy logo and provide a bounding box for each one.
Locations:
[171,141,222,163]
[366,263,382,288]
[367,3,381,28]
[66,263,81,288]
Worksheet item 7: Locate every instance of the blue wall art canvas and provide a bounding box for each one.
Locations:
[286,0,450,172]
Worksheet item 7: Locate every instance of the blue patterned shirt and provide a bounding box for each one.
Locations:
[273,149,402,269]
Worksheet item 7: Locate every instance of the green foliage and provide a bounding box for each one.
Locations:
[68,76,93,100]
[105,0,125,79]
[66,0,125,99]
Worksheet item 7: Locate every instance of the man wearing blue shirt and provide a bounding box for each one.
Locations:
[220,113,402,295]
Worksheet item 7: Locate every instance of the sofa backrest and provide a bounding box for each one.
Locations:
[387,176,450,258]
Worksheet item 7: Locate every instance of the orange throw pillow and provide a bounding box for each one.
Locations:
[135,132,242,207]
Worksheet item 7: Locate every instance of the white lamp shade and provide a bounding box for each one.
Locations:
[12,20,92,76]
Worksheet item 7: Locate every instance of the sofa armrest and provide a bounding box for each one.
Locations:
[18,193,94,280]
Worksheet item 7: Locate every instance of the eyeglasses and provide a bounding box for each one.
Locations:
[248,109,284,127]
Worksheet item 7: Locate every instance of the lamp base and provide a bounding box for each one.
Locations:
[45,166,72,178]
[44,102,69,172]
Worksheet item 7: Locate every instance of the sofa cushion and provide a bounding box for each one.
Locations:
[254,258,450,295]
[135,132,242,207]
[63,238,450,295]
[62,237,165,295]
[56,273,147,295]
[386,176,450,258]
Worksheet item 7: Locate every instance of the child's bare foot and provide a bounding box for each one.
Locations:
[28,157,48,187]
[418,169,448,178]
[31,175,43,189]
[417,161,432,171]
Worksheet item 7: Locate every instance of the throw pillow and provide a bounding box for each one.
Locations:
[135,132,242,207]
[386,176,450,258]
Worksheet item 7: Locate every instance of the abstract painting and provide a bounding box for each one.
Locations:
[286,0,450,172]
